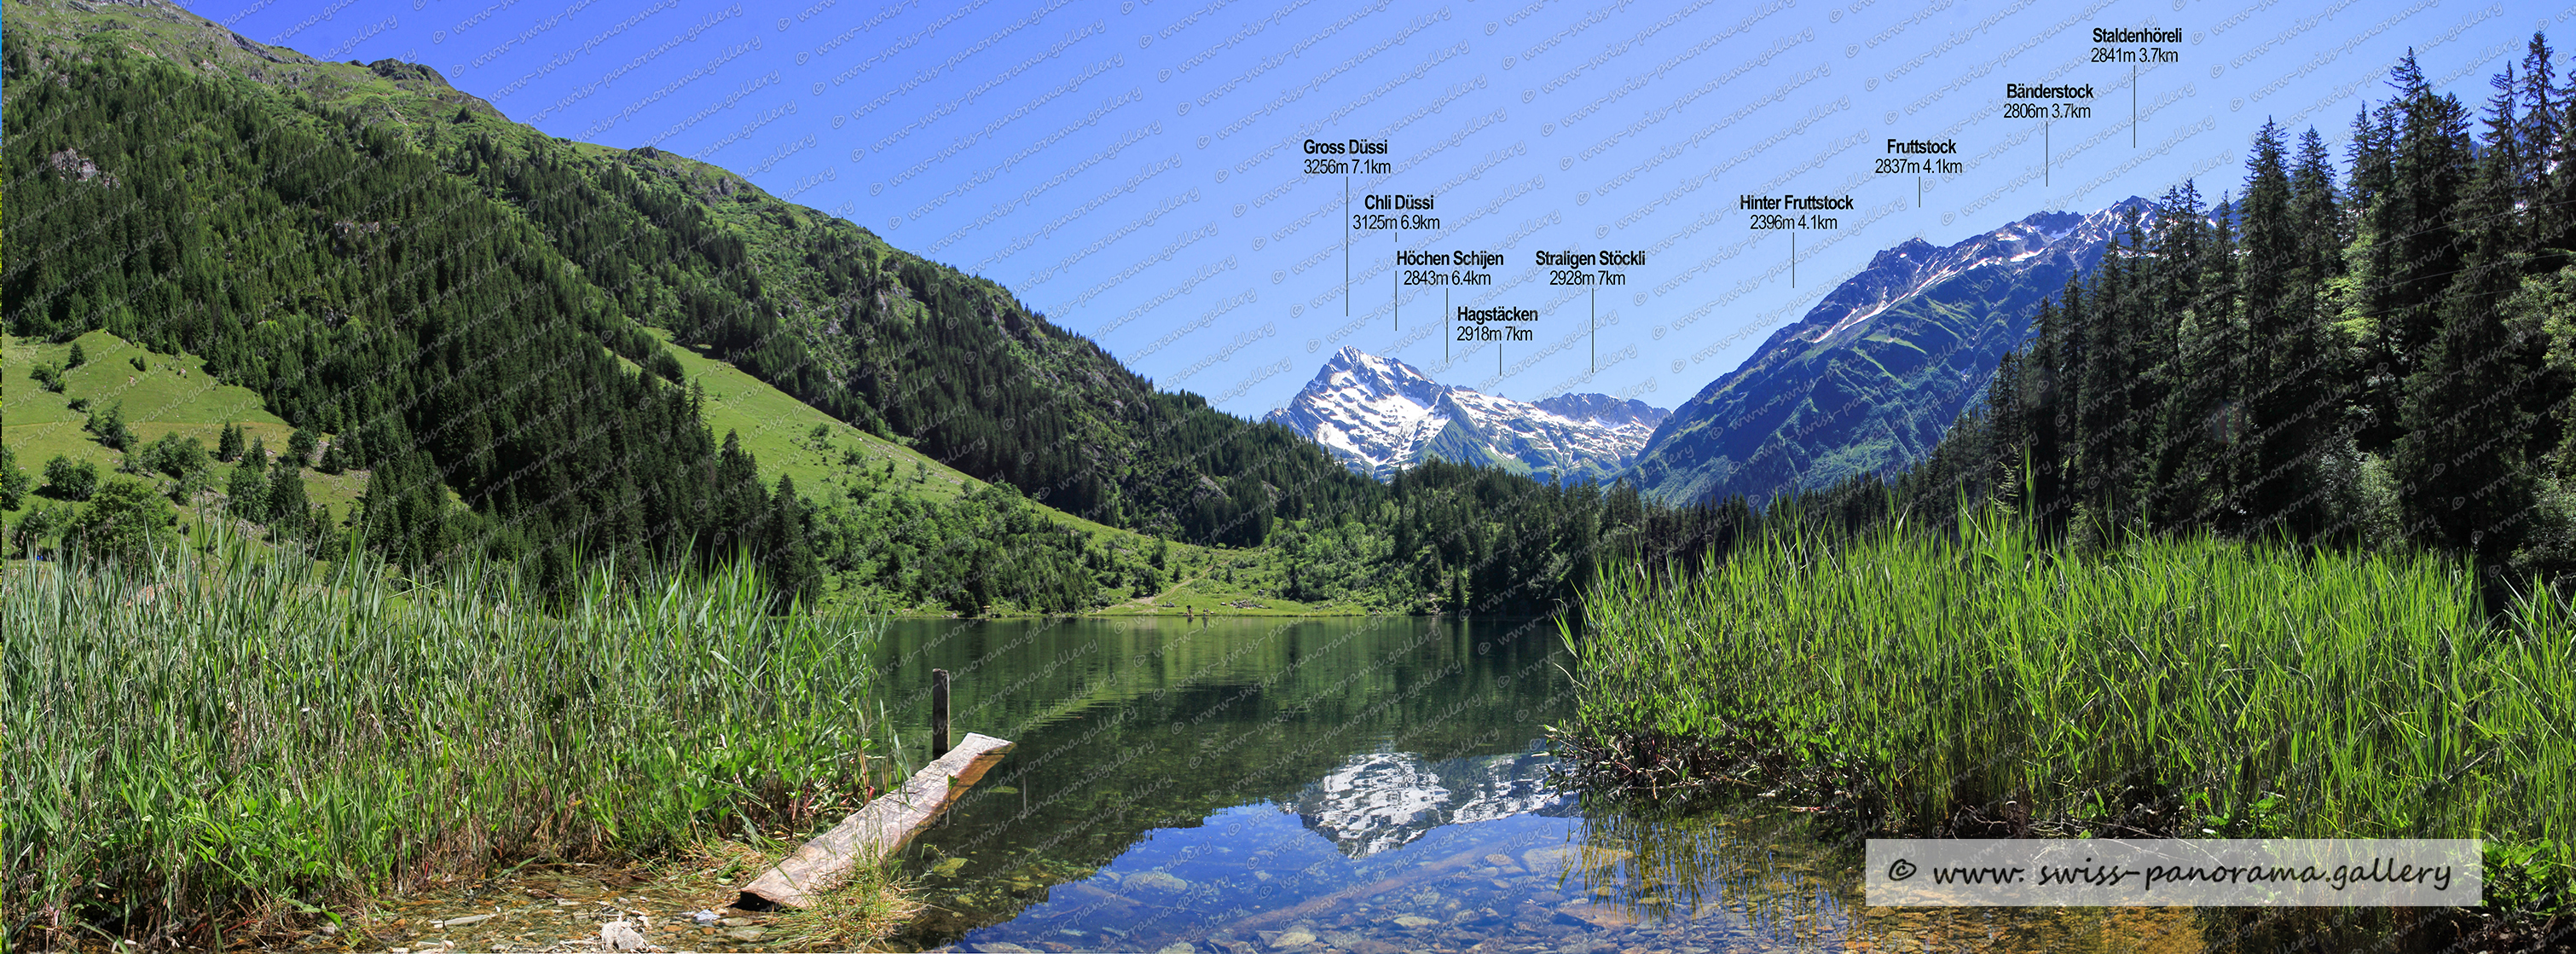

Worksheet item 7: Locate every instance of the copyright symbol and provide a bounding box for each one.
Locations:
[1889,859,1918,882]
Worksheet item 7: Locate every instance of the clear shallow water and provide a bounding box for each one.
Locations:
[870,616,2205,954]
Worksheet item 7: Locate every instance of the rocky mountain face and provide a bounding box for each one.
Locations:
[1630,199,2153,505]
[1267,349,1669,482]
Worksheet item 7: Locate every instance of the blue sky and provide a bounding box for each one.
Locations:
[182,0,2556,417]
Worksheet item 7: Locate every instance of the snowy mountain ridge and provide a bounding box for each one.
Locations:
[1266,348,1668,482]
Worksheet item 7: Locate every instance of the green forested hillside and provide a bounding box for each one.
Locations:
[1793,44,2576,598]
[0,1,1350,609]
[431,113,1381,548]
[4,24,796,595]
[1,0,1741,617]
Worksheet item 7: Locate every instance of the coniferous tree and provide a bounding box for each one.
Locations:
[2237,119,2333,538]
[267,465,311,541]
[2545,35,2576,254]
[2070,206,2145,528]
[2145,181,2219,528]
[356,449,459,570]
[2512,35,2560,252]
[2369,53,2478,443]
[2290,130,2347,270]
[2027,294,2069,524]
[216,422,244,463]
[764,476,823,610]
[2388,63,2537,573]
[227,455,269,523]
[285,427,317,470]
[2288,129,2350,510]
[1982,348,2027,503]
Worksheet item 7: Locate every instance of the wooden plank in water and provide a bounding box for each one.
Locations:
[737,731,1015,910]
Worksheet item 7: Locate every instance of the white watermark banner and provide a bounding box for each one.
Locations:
[1866,839,2481,906]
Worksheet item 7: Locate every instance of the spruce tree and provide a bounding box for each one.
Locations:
[2146,181,2223,528]
[2237,119,2331,538]
[2379,52,2477,393]
[2516,33,2559,240]
[267,465,311,540]
[227,456,269,523]
[2547,34,2576,254]
[2028,295,2069,523]
[2394,66,2543,572]
[2289,129,2344,282]
[1982,348,2027,503]
[764,476,823,610]
[286,427,317,470]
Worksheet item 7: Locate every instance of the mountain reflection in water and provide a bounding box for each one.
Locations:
[1294,749,1572,858]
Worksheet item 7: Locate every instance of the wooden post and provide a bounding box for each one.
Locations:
[930,668,952,760]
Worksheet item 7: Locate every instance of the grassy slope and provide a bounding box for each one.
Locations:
[641,328,977,507]
[652,333,1144,569]
[3,331,368,521]
[1,324,1342,613]
[639,330,1350,614]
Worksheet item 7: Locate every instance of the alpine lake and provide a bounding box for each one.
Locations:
[385,616,2212,953]
[876,616,2203,954]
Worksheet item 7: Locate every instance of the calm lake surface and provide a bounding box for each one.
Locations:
[871,616,2204,954]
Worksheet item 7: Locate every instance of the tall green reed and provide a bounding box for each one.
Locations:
[1564,505,2572,886]
[3,521,892,941]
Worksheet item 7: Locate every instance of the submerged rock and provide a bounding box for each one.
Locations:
[600,920,651,951]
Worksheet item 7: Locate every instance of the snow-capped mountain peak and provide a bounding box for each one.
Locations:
[1266,349,1668,482]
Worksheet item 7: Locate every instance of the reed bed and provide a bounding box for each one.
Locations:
[3,526,895,946]
[1561,507,2573,908]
